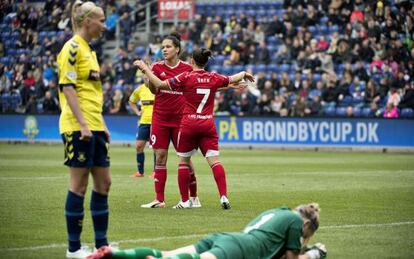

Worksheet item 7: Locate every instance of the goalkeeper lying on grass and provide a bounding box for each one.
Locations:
[88,203,327,259]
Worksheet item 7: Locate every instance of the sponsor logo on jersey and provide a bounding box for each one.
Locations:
[160,72,166,77]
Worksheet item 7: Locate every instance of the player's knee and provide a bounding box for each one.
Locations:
[156,151,168,164]
[136,144,145,153]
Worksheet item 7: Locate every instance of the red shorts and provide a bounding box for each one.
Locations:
[150,123,180,150]
[177,118,219,157]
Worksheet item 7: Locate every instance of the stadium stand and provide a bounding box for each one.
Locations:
[0,0,413,118]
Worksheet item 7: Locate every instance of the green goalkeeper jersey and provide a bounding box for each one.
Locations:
[195,207,303,259]
[242,207,303,258]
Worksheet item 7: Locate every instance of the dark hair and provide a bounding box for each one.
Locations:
[163,32,181,54]
[192,48,212,67]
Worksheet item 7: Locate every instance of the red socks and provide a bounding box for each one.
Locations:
[178,163,191,202]
[154,165,167,202]
[211,162,227,197]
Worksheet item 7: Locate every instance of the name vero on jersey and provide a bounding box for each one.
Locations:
[88,70,100,81]
[197,78,210,83]
[160,89,183,95]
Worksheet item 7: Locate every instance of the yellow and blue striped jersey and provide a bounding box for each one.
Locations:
[57,34,105,133]
[129,83,154,125]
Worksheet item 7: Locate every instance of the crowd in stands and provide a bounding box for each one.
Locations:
[1,0,414,118]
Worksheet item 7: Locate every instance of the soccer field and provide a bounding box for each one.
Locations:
[0,143,413,258]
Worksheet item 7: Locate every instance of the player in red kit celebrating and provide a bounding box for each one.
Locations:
[140,33,201,209]
[135,48,254,209]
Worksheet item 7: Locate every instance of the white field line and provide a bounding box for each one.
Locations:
[2,221,414,252]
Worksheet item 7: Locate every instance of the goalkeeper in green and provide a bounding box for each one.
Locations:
[87,203,326,259]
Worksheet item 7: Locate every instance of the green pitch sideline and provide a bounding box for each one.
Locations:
[87,203,327,259]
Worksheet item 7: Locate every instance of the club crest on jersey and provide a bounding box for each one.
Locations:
[78,152,86,162]
[66,71,77,80]
[160,72,166,77]
[88,70,100,81]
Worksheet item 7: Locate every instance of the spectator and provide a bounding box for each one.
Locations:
[119,12,133,49]
[42,90,59,113]
[383,103,399,118]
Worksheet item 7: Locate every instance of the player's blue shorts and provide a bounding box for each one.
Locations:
[136,124,151,141]
[61,131,110,168]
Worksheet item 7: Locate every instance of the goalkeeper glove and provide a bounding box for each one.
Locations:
[304,243,327,259]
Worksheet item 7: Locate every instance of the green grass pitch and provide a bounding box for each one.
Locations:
[0,143,413,258]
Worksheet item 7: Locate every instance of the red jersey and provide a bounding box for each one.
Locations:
[151,60,193,127]
[167,70,230,119]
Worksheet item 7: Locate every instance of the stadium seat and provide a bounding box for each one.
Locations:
[339,95,352,106]
[134,46,146,57]
[267,64,279,73]
[336,107,347,117]
[255,64,267,74]
[329,25,339,33]
[308,89,321,99]
[212,55,226,66]
[0,57,11,66]
[318,25,328,35]
[400,108,414,118]
[280,64,290,73]
[221,66,233,75]
[323,106,336,116]
[313,73,322,82]
[320,16,329,25]
[352,106,362,117]
[47,31,57,38]
[361,107,373,117]
[232,65,244,74]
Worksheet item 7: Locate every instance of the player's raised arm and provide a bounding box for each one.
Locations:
[134,60,170,90]
[229,71,255,84]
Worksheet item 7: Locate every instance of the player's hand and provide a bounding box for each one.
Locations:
[229,81,248,90]
[304,243,327,259]
[79,124,92,141]
[243,72,255,82]
[133,60,149,72]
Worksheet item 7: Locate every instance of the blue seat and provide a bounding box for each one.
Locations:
[48,31,57,38]
[401,108,414,118]
[313,73,322,82]
[336,107,347,117]
[232,65,244,74]
[361,107,373,117]
[221,65,233,75]
[318,25,328,35]
[320,16,329,23]
[352,106,362,117]
[323,106,336,116]
[255,64,267,74]
[308,26,317,34]
[329,25,339,33]
[339,95,353,106]
[267,36,281,46]
[309,89,321,99]
[212,55,226,66]
[11,31,19,39]
[280,63,290,73]
[0,57,11,66]
[134,46,146,57]
[267,64,279,73]
[1,31,10,39]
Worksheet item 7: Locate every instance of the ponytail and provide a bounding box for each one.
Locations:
[192,48,212,67]
[71,0,99,32]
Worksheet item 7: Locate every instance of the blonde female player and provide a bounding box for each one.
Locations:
[58,1,110,258]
